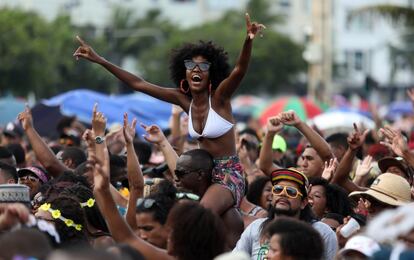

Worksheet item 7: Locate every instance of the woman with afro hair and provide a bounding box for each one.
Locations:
[73,14,265,216]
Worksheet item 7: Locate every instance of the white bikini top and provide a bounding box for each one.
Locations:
[188,96,234,139]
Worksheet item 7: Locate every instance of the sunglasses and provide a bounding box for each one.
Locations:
[136,198,158,209]
[19,175,39,182]
[272,185,303,199]
[174,169,198,179]
[176,192,200,201]
[184,60,211,72]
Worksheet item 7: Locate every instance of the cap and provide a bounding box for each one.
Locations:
[271,168,309,197]
[0,184,30,203]
[3,122,24,138]
[349,173,411,206]
[338,235,380,257]
[378,157,410,180]
[272,134,287,153]
[18,166,49,183]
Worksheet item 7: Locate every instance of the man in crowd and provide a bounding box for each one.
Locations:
[234,168,337,260]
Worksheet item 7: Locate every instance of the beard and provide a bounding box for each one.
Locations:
[271,205,300,217]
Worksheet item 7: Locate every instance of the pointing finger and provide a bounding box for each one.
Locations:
[245,13,251,28]
[76,35,87,46]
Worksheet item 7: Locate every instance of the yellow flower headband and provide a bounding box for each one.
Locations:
[80,198,95,208]
[39,203,83,231]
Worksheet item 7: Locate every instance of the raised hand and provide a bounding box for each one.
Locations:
[266,116,284,134]
[407,89,414,103]
[355,155,373,178]
[379,125,408,157]
[17,104,33,131]
[91,103,106,137]
[82,129,96,150]
[347,123,369,151]
[321,158,338,181]
[279,110,302,126]
[245,13,266,40]
[73,36,103,63]
[141,123,166,144]
[123,113,137,145]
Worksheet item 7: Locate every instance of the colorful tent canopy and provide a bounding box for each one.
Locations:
[259,97,322,125]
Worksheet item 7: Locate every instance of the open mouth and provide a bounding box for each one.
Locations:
[191,74,202,82]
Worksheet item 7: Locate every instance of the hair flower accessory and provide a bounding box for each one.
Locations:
[80,198,95,208]
[39,203,82,231]
[39,203,51,211]
[51,209,61,219]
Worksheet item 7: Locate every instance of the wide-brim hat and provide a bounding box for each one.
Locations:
[349,173,411,206]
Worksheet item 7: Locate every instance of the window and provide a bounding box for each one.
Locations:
[354,51,364,71]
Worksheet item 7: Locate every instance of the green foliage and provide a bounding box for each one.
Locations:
[0,0,305,98]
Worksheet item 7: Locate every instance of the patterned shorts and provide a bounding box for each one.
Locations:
[212,155,245,208]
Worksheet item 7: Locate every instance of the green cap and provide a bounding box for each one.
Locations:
[272,134,287,153]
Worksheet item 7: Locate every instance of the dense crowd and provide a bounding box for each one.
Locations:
[1,13,414,260]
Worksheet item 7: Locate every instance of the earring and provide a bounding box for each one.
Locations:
[180,79,189,93]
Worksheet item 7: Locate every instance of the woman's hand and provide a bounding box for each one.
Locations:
[245,13,266,40]
[355,155,373,178]
[73,36,104,63]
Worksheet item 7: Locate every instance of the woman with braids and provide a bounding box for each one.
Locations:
[73,14,265,215]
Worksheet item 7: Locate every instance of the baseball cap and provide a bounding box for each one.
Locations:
[18,166,49,183]
[271,168,309,197]
[2,122,24,138]
[338,235,380,257]
[349,173,411,206]
[272,134,287,153]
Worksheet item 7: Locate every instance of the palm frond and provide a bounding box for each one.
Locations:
[349,4,414,27]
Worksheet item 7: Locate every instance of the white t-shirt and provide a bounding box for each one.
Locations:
[233,218,338,260]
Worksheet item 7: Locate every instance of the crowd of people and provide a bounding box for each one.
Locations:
[1,13,414,260]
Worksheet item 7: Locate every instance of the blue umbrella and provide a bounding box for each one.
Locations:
[387,101,413,119]
[0,97,25,127]
[42,89,172,136]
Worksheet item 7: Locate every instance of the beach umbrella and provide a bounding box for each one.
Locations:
[259,97,322,125]
[308,108,375,135]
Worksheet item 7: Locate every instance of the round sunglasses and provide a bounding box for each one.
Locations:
[272,185,303,199]
[184,60,211,72]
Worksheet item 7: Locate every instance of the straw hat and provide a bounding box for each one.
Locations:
[349,173,411,206]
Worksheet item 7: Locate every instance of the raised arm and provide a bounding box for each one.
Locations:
[92,155,173,260]
[215,13,265,99]
[332,124,368,193]
[18,105,67,177]
[73,36,186,107]
[91,104,128,208]
[123,113,144,230]
[380,125,414,167]
[279,110,334,162]
[259,116,283,175]
[169,105,186,155]
[141,124,178,180]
